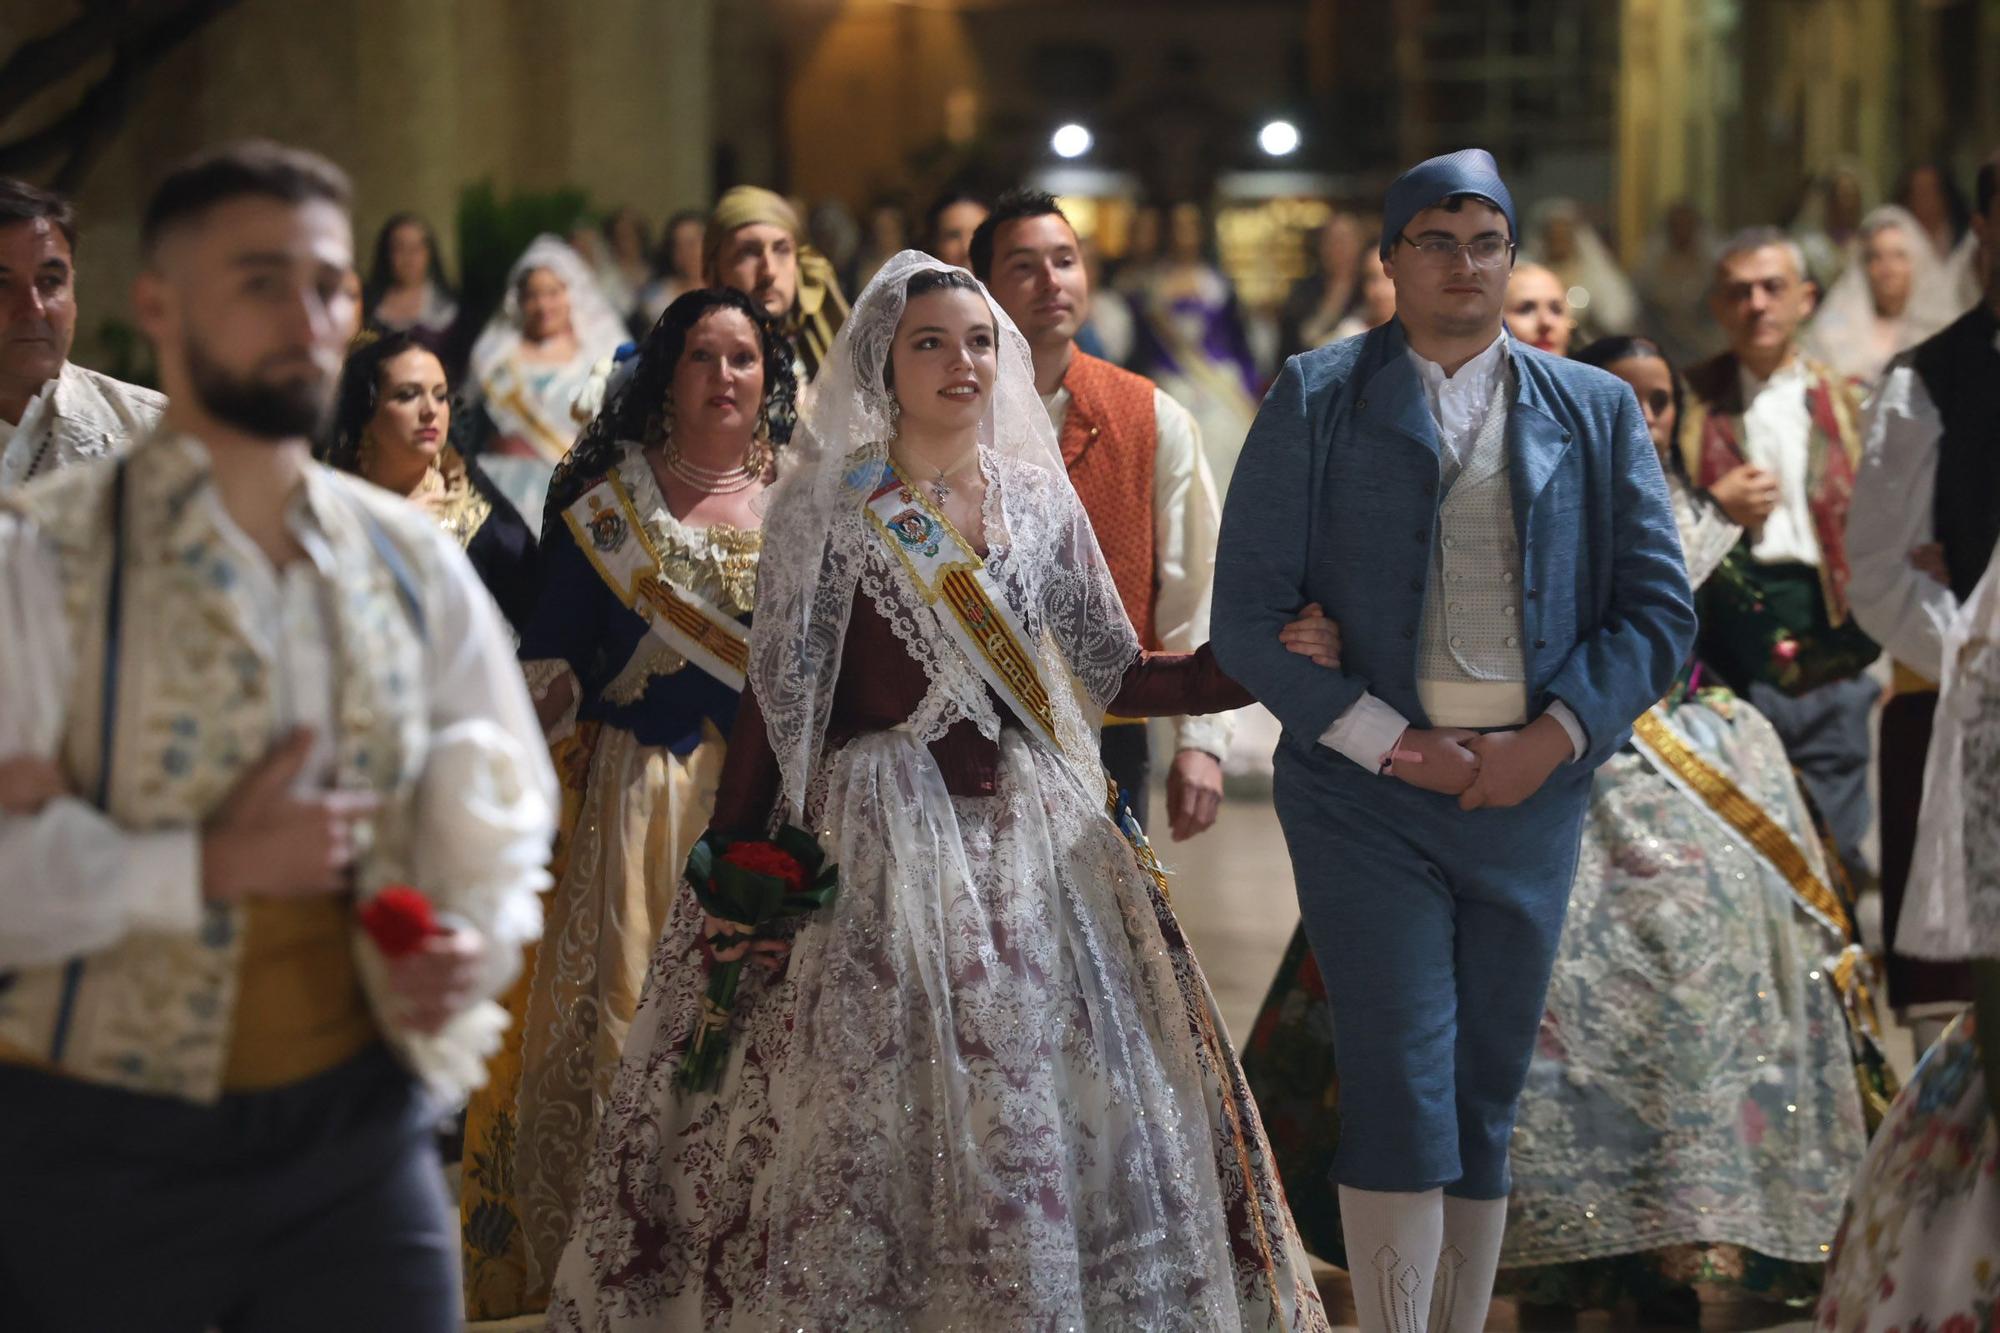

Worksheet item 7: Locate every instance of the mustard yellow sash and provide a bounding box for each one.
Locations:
[564,472,749,692]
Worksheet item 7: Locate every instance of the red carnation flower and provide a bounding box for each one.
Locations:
[360,885,440,958]
[1772,637,1801,664]
[720,841,807,893]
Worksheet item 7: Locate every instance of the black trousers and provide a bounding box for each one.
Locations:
[1878,690,1975,1010]
[1747,675,1880,892]
[1100,722,1154,832]
[0,1045,458,1333]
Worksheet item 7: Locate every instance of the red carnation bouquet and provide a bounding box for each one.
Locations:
[676,824,838,1093]
[359,884,444,958]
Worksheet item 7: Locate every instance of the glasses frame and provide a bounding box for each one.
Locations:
[1395,232,1518,268]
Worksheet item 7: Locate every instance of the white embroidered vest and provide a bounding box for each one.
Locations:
[0,438,432,1103]
[1418,362,1529,724]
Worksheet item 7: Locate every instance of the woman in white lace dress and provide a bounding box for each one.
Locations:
[466,234,628,525]
[545,252,1329,1331]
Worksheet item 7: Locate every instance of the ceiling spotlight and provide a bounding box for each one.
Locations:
[1051,123,1093,160]
[1259,120,1301,157]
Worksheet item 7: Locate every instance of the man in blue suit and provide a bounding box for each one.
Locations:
[1213,150,1694,1333]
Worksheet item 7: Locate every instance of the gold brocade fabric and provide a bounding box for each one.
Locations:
[461,723,726,1316]
[419,447,491,551]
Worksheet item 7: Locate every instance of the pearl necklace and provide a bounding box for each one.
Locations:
[665,445,758,495]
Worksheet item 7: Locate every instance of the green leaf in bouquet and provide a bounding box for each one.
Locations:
[772,823,826,875]
[710,860,789,923]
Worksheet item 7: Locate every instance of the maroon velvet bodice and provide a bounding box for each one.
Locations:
[710,591,1249,835]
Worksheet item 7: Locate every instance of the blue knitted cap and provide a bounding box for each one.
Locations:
[1379,148,1517,259]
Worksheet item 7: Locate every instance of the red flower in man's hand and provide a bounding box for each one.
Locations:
[360,885,441,958]
[720,842,806,893]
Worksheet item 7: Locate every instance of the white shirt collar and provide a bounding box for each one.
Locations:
[1737,353,1808,404]
[1409,328,1509,395]
[1408,329,1510,455]
[2,374,58,438]
[167,434,340,578]
[0,374,61,487]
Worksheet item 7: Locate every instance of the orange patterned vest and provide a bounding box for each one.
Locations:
[1058,352,1161,647]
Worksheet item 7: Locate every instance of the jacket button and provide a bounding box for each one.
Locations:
[1358,398,1369,410]
[1562,430,1572,442]
[1505,635,1519,648]
[1409,578,1423,592]
[1414,529,1425,543]
[1501,571,1514,583]
[1528,588,1539,600]
[1450,635,1464,649]
[1402,626,1414,640]
[1535,639,1547,649]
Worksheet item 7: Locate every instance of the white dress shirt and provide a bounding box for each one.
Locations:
[1043,382,1234,760]
[1412,329,1508,471]
[1848,362,1961,681]
[0,378,57,491]
[1738,358,1823,568]
[0,444,554,974]
[1318,331,1586,771]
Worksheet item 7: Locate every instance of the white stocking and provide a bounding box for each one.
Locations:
[1338,1185,1444,1333]
[1427,1195,1508,1332]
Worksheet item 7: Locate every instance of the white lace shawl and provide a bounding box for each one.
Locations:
[750,250,1140,823]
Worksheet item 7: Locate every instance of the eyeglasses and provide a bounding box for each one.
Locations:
[1397,233,1516,268]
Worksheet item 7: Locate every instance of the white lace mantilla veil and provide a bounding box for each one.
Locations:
[1804,204,1962,381]
[468,233,630,390]
[750,248,1141,822]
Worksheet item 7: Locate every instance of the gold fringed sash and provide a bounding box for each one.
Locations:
[564,472,749,692]
[1631,708,1848,935]
[862,463,1063,753]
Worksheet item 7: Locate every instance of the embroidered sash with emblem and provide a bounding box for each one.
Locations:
[861,462,1064,754]
[564,470,749,692]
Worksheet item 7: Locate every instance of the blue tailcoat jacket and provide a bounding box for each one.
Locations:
[1212,319,1695,777]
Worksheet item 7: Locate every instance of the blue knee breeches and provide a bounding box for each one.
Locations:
[1273,742,1591,1199]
